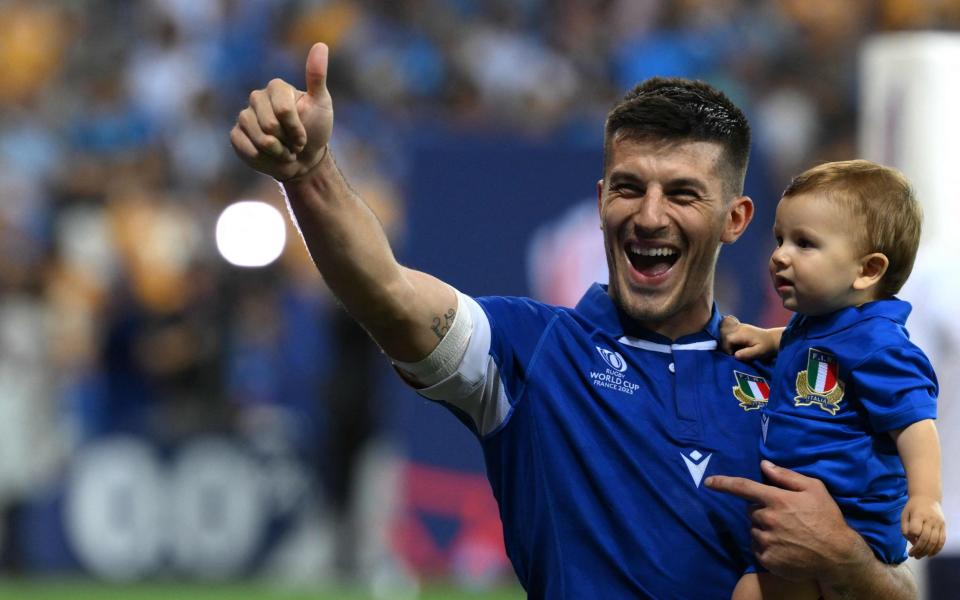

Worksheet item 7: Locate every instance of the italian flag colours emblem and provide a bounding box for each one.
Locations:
[806,349,839,393]
[794,348,845,414]
[732,371,770,411]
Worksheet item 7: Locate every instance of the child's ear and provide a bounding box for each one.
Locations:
[853,252,889,291]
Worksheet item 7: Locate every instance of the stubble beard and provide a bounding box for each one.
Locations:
[607,246,719,336]
[611,279,681,329]
[606,247,680,329]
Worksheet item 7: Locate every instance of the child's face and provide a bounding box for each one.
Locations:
[769,193,865,316]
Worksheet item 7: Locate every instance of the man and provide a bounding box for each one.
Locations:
[231,43,917,599]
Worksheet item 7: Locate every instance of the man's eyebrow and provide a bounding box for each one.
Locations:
[607,171,643,184]
[606,173,709,192]
[663,177,708,192]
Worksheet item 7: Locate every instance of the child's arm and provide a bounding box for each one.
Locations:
[890,419,946,558]
[719,316,784,360]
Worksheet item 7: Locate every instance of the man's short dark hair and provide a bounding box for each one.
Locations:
[603,77,751,198]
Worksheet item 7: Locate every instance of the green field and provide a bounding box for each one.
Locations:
[0,579,525,600]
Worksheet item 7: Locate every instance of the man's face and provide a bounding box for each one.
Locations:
[597,135,752,339]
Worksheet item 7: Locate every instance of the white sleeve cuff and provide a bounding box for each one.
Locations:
[390,291,509,437]
[392,289,475,387]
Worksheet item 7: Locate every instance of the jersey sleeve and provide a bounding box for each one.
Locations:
[851,342,939,433]
[415,294,558,437]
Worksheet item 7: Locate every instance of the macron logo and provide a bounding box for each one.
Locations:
[761,414,769,443]
[681,450,712,488]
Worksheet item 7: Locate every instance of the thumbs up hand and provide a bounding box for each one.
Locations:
[231,43,334,182]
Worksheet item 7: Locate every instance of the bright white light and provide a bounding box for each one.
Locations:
[215,201,286,268]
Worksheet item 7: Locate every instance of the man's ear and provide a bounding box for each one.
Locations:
[720,196,754,244]
[853,253,889,291]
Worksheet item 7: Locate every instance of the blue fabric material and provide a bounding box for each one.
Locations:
[762,298,938,564]
[430,283,773,599]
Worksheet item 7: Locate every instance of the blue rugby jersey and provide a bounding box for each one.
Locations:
[762,299,938,563]
[415,284,771,599]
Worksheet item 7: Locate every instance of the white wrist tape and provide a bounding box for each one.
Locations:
[392,289,473,387]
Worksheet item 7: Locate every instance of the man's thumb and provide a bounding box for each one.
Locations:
[304,42,329,99]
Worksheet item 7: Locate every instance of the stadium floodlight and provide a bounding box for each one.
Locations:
[215,200,286,267]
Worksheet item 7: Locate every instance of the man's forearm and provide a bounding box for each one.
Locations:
[231,43,459,361]
[819,532,917,600]
[282,150,455,361]
[705,463,918,600]
[282,150,405,320]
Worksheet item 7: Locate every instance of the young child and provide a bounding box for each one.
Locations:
[722,160,945,599]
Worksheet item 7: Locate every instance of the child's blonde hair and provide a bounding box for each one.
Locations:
[783,159,921,297]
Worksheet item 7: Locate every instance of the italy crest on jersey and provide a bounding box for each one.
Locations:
[732,371,770,411]
[794,348,844,414]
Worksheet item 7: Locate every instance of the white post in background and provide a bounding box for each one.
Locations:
[860,33,960,251]
[860,32,960,595]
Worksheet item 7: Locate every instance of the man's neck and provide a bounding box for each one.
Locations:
[623,305,714,342]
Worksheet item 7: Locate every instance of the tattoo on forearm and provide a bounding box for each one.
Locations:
[431,308,456,339]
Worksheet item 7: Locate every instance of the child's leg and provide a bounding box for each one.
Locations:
[733,572,821,600]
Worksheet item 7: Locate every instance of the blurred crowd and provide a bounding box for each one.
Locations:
[0,0,958,577]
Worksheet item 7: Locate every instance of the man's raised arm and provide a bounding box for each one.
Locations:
[230,43,455,364]
[706,461,918,600]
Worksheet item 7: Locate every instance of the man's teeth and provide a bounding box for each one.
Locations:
[629,247,677,257]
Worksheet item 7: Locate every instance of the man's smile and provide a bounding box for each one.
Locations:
[625,241,680,283]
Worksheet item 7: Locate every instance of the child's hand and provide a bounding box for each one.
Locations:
[902,495,946,558]
[719,316,781,360]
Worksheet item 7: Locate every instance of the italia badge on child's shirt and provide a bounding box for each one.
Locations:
[794,348,845,414]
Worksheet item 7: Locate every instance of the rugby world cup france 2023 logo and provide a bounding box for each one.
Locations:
[591,346,639,395]
[596,346,627,372]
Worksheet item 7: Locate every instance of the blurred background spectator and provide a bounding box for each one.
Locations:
[0,0,958,598]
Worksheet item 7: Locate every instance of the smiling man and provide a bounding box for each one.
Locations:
[231,44,918,599]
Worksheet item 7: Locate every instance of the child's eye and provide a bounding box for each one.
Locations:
[797,238,813,249]
[774,236,783,247]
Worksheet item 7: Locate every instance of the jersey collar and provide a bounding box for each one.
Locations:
[574,283,724,344]
[787,298,912,339]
